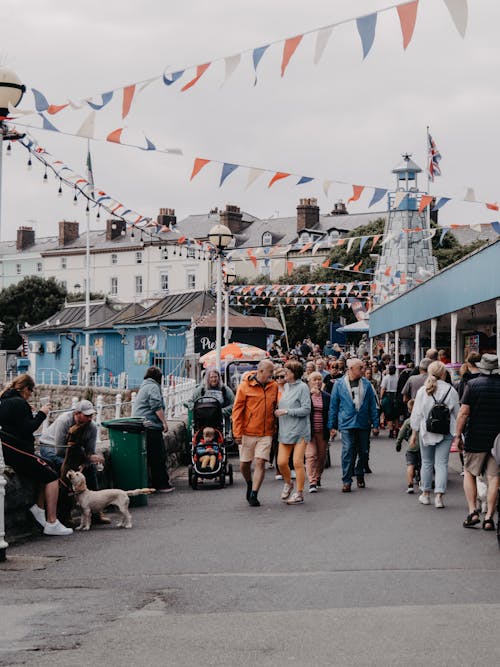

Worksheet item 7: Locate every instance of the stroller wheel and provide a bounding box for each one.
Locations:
[219,472,225,489]
[228,463,234,485]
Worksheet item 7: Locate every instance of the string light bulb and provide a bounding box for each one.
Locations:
[73,188,78,205]
[57,180,63,197]
[27,156,32,170]
[96,206,100,220]
[43,168,48,184]
[6,142,12,156]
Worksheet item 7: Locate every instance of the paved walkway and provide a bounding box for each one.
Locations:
[1,434,499,666]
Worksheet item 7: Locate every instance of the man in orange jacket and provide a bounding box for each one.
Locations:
[232,359,278,507]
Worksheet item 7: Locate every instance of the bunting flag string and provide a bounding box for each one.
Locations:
[188,155,499,214]
[12,1,468,121]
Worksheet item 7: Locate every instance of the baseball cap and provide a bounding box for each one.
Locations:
[74,399,96,415]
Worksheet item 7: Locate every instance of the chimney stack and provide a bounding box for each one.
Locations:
[297,198,320,232]
[220,204,243,235]
[157,208,176,228]
[58,221,79,246]
[330,200,347,216]
[106,218,127,241]
[16,226,35,251]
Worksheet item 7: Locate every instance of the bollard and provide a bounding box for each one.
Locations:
[0,445,8,561]
[95,395,104,444]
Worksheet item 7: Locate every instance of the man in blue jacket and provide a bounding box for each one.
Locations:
[328,358,379,492]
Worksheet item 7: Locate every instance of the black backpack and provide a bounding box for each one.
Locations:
[426,386,452,434]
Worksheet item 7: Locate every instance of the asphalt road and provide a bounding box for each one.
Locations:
[1,435,499,666]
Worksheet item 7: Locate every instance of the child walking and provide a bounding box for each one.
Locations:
[395,399,421,494]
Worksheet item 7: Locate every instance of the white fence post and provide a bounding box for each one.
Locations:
[130,391,137,412]
[95,395,104,444]
[115,393,122,419]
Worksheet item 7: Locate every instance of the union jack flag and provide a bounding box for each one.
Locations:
[428,132,442,181]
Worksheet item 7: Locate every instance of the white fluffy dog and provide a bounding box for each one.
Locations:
[67,469,155,530]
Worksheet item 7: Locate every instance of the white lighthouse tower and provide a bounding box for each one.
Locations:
[374,154,437,305]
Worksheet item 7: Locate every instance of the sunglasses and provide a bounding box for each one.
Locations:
[274,374,286,379]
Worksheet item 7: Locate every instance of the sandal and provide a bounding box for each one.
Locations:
[482,517,495,531]
[463,511,481,528]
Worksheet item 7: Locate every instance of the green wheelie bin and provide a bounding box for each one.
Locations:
[102,417,148,507]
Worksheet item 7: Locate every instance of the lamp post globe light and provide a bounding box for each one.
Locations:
[208,223,233,372]
[0,67,25,562]
[0,66,26,243]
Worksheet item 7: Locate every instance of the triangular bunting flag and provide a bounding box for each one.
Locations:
[314,27,334,64]
[163,70,184,86]
[281,35,303,76]
[443,0,468,38]
[397,0,419,50]
[432,197,451,211]
[222,54,242,86]
[106,128,124,144]
[348,185,365,203]
[219,163,239,186]
[122,85,136,119]
[418,194,434,212]
[181,63,211,92]
[190,158,211,180]
[371,234,381,251]
[252,45,270,85]
[86,91,113,110]
[356,13,378,59]
[323,180,333,197]
[32,88,49,112]
[297,176,314,185]
[486,202,499,211]
[246,168,266,189]
[76,111,96,138]
[268,172,290,188]
[368,187,387,208]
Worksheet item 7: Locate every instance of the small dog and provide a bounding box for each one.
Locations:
[67,469,155,530]
[476,475,488,515]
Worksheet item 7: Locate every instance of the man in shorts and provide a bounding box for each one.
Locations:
[232,359,278,507]
[452,354,500,531]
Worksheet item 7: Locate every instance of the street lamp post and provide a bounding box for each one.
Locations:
[224,268,236,347]
[0,67,25,562]
[0,66,26,243]
[208,223,233,372]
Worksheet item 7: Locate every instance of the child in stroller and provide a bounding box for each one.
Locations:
[197,427,220,471]
[189,396,234,489]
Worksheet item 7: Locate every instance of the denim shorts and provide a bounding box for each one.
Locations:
[405,450,421,467]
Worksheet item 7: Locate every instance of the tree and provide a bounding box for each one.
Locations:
[0,277,67,349]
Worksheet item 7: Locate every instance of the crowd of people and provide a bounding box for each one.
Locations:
[1,338,499,540]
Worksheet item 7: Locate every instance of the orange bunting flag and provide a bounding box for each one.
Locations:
[281,35,303,77]
[397,0,419,50]
[384,266,391,277]
[299,242,312,254]
[106,128,124,144]
[418,194,434,212]
[268,172,290,188]
[247,248,257,268]
[370,234,381,250]
[122,85,136,119]
[181,63,211,92]
[353,260,363,271]
[287,261,294,275]
[47,103,69,115]
[400,272,407,285]
[348,185,364,203]
[336,238,346,246]
[486,202,499,211]
[190,158,211,180]
[321,258,330,268]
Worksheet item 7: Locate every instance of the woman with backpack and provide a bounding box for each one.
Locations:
[409,361,460,509]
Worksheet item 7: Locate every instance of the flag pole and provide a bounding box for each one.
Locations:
[426,125,431,232]
[84,138,92,386]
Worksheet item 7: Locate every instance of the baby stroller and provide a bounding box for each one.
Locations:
[188,396,234,489]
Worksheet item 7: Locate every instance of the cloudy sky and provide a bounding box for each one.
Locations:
[1,0,499,242]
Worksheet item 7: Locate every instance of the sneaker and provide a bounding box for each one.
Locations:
[418,493,431,505]
[43,520,73,536]
[406,486,414,494]
[280,482,294,501]
[248,492,260,507]
[435,495,445,509]
[308,484,318,493]
[157,486,175,493]
[286,492,304,505]
[29,504,46,528]
[291,470,296,480]
[275,474,283,481]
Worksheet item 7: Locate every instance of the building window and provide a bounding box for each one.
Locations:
[60,280,67,290]
[135,275,143,294]
[160,273,169,293]
[135,251,143,264]
[16,264,21,275]
[110,277,118,295]
[61,257,67,269]
[187,273,196,290]
[262,231,273,246]
[37,262,43,273]
[111,253,118,265]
